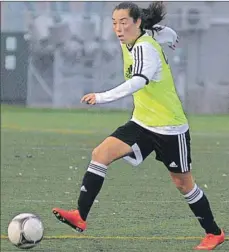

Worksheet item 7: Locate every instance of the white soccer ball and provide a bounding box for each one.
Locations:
[8,213,44,249]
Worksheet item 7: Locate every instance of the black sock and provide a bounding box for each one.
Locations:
[77,161,107,221]
[184,184,221,235]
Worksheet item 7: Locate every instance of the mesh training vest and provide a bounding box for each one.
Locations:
[121,35,187,126]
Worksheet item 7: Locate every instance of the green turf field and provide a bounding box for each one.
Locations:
[1,105,229,251]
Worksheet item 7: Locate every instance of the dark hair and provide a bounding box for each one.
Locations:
[113,2,166,34]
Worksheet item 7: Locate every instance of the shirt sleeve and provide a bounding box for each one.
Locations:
[95,76,146,104]
[132,42,161,83]
[153,25,179,50]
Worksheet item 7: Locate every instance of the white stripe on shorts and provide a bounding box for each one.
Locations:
[178,133,188,172]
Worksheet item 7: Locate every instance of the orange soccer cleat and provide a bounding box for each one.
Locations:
[52,208,87,232]
[194,230,225,250]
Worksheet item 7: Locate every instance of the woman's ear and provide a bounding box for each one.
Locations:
[136,18,142,29]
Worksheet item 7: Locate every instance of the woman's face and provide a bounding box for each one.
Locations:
[112,9,141,44]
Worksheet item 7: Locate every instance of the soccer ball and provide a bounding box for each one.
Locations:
[8,213,44,249]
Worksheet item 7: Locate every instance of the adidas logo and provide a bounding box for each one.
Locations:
[169,161,178,168]
[125,65,133,79]
[80,185,87,192]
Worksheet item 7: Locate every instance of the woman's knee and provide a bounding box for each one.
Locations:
[91,146,105,161]
[173,179,188,192]
[91,144,116,165]
[170,172,195,194]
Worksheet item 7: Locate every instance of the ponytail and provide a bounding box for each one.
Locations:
[141,2,166,35]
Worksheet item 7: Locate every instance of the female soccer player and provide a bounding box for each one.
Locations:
[53,2,225,250]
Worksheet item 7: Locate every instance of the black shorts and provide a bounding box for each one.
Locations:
[110,121,192,173]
